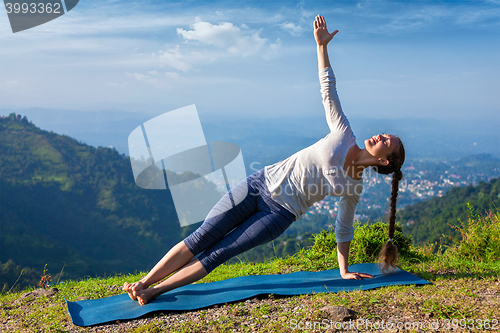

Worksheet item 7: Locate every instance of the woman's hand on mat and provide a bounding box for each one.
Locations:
[341,271,374,280]
[314,15,338,46]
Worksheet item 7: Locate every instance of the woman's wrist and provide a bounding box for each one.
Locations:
[317,44,331,70]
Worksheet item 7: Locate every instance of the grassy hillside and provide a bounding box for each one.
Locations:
[399,177,500,246]
[0,210,499,332]
[0,113,205,290]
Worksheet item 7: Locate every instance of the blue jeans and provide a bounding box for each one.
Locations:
[183,169,296,274]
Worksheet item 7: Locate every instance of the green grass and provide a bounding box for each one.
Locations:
[1,210,499,332]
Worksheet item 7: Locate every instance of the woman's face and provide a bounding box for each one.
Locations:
[364,134,399,163]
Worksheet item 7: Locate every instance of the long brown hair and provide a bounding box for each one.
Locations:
[374,137,405,274]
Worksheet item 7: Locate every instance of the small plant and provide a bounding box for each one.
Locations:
[7,268,25,293]
[250,303,271,317]
[446,206,500,262]
[38,264,52,289]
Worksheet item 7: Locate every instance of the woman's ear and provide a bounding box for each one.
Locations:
[378,158,389,166]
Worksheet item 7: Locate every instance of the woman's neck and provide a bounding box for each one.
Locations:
[343,145,377,180]
[343,145,364,180]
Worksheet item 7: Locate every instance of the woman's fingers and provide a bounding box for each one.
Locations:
[344,272,374,279]
[317,15,326,28]
[315,15,323,25]
[356,272,374,279]
[315,15,336,35]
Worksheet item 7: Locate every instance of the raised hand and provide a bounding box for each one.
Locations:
[314,15,338,46]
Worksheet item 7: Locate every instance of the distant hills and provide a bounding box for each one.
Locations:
[399,176,500,246]
[0,113,201,290]
[1,106,499,165]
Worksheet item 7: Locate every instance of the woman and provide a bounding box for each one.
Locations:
[124,15,405,306]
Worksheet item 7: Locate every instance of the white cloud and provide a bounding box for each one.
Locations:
[148,70,159,75]
[354,2,500,34]
[386,6,450,31]
[265,38,282,59]
[6,80,19,85]
[176,18,268,56]
[273,14,284,21]
[165,72,180,79]
[127,73,149,81]
[156,45,195,72]
[276,1,313,37]
[455,7,500,25]
[126,72,158,84]
[280,22,303,37]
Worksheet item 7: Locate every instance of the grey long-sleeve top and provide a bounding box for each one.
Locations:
[264,67,363,243]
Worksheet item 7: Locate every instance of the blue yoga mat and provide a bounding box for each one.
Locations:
[66,263,430,326]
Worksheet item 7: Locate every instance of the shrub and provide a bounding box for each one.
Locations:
[446,206,500,262]
[301,229,339,270]
[304,221,420,268]
[350,222,420,264]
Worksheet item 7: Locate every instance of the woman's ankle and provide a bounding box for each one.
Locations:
[138,278,151,289]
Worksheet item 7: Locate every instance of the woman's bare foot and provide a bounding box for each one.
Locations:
[123,281,146,301]
[133,287,160,306]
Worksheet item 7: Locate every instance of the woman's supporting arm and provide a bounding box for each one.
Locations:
[314,15,338,70]
[336,196,374,280]
[337,241,374,280]
[337,241,351,277]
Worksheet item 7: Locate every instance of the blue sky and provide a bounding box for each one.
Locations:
[1,0,499,122]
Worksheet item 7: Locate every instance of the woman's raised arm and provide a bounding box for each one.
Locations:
[314,15,338,70]
[316,15,350,134]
